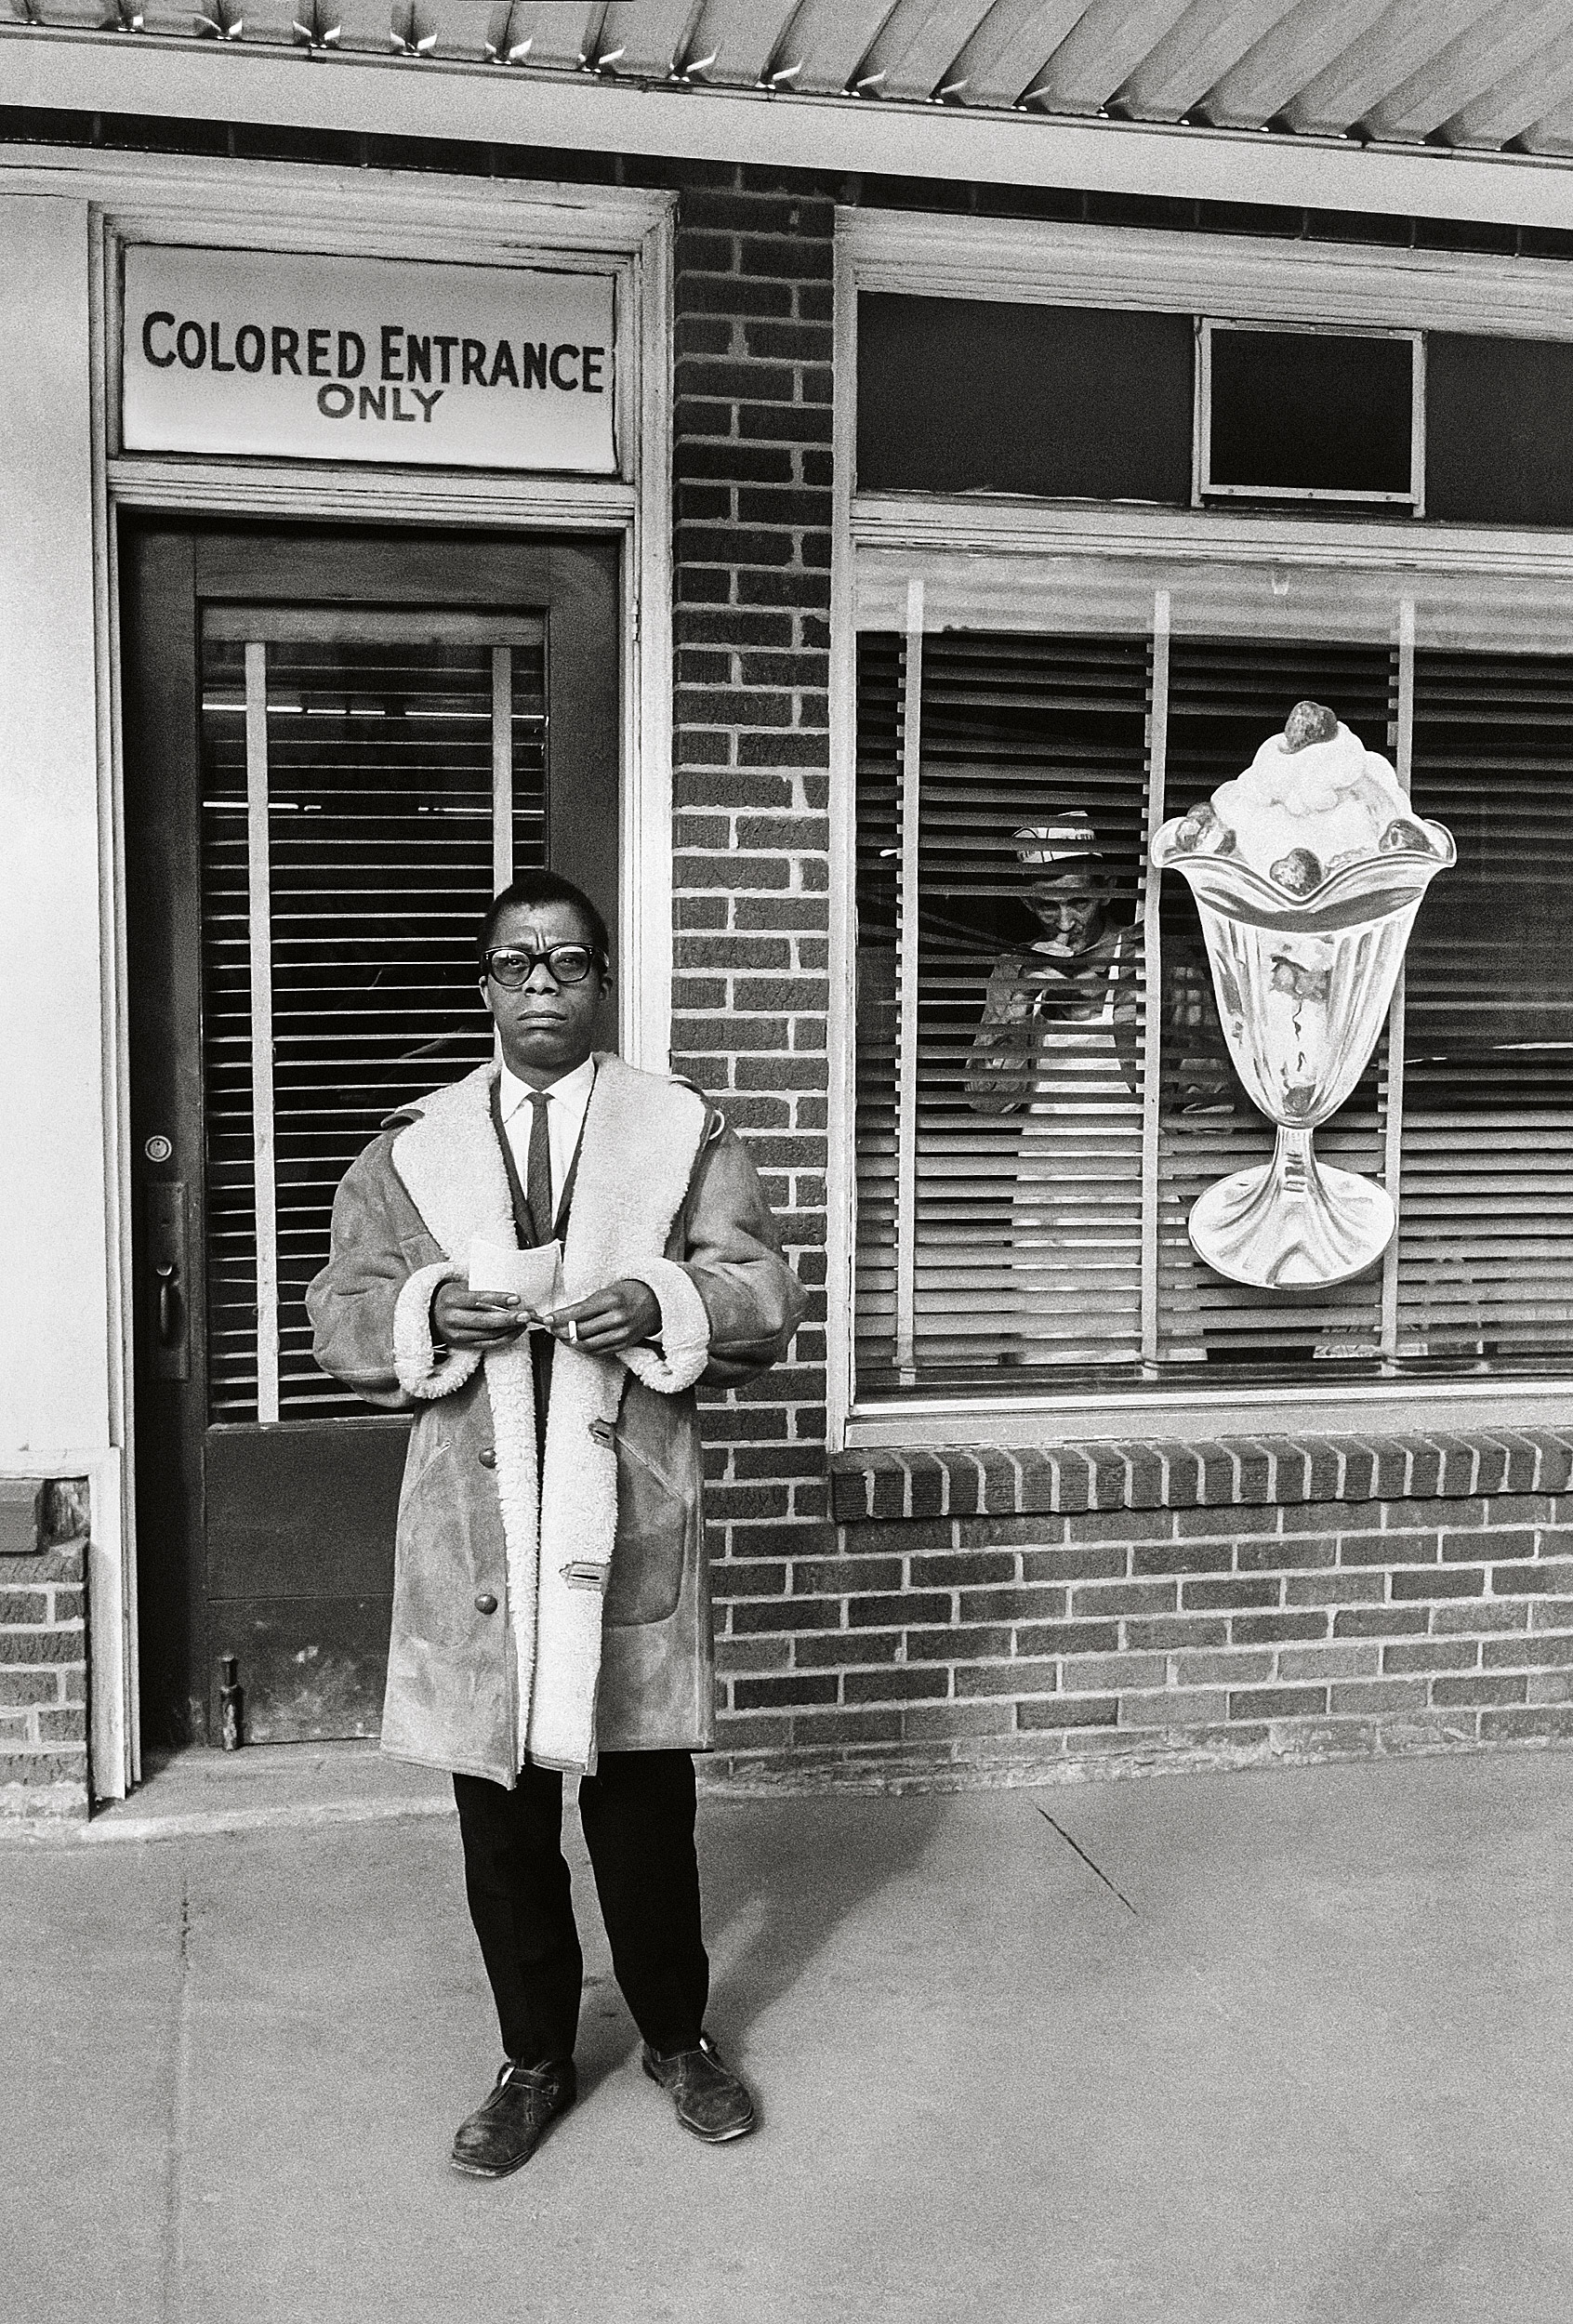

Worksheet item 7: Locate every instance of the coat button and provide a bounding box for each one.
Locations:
[474,1591,497,1616]
[478,1446,496,1469]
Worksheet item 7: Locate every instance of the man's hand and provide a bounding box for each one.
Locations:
[431,1282,530,1349]
[540,1278,661,1354]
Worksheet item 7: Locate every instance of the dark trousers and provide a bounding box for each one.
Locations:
[452,1750,709,2067]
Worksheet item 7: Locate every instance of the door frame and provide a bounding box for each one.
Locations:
[35,146,675,1794]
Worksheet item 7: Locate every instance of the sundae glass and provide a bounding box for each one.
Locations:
[1152,700,1454,1288]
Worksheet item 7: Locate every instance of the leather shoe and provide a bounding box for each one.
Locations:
[641,2033,757,2143]
[450,2055,575,2178]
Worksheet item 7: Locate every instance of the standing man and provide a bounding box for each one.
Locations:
[308,870,805,2178]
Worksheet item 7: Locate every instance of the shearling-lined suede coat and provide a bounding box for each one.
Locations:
[306,1054,804,1784]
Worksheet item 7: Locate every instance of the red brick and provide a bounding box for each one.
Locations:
[901,1702,1014,1741]
[906,1625,1013,1662]
[1117,1688,1229,1728]
[0,1750,86,1783]
[1480,1705,1573,1742]
[955,1659,1058,1699]
[958,1587,1067,1624]
[1431,1674,1527,1708]
[1181,1577,1280,1611]
[1492,1560,1573,1594]
[1069,1581,1178,1618]
[1065,1655,1166,1693]
[1174,1650,1274,1687]
[1132,1540,1233,1577]
[35,1707,87,1743]
[1392,1566,1484,1599]
[789,1629,896,1673]
[1333,1606,1429,1638]
[1327,1679,1427,1714]
[844,1667,950,1704]
[1017,1697,1119,1731]
[1382,1639,1480,1674]
[787,1709,903,1746]
[0,1670,59,1706]
[1231,1611,1328,1644]
[1123,1617,1228,1651]
[1484,1631,1573,1669]
[1014,1622,1120,1658]
[1228,1685,1328,1720]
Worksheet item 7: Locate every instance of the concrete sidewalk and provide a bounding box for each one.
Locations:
[5,1749,1572,2324]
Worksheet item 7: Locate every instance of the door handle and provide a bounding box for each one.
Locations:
[146,1181,191,1382]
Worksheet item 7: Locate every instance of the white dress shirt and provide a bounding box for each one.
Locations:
[497,1055,596,1233]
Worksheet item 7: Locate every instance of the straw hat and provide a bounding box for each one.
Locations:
[1013,812,1102,868]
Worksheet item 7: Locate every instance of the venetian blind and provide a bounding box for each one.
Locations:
[853,601,1573,1399]
[855,626,1150,1391]
[1399,650,1573,1362]
[199,616,547,1421]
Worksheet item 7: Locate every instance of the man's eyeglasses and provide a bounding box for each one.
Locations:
[483,944,604,990]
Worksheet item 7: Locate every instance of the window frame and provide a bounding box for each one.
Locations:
[1194,317,1425,513]
[828,208,1573,1452]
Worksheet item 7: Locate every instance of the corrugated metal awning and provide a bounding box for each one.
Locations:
[9,0,1573,160]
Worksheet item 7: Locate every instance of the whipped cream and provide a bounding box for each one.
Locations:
[1166,702,1436,896]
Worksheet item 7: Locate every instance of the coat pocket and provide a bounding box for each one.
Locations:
[603,1420,694,1630]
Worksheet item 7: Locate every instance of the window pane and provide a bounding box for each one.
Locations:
[1157,639,1395,1369]
[199,620,548,1422]
[1401,651,1573,1362]
[1426,337,1573,528]
[854,626,1151,1392]
[857,295,1194,503]
[1207,328,1413,500]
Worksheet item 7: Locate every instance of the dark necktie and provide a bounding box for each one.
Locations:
[525,1090,552,1245]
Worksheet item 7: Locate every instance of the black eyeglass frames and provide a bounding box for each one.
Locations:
[482,944,605,990]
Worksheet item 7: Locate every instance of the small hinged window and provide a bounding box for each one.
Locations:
[1196,320,1424,512]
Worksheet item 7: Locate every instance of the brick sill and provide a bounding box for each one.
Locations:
[828,1427,1573,1525]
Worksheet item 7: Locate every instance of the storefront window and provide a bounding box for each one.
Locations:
[852,556,1573,1400]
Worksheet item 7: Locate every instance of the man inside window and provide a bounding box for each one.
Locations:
[308,870,805,2178]
[965,815,1230,1361]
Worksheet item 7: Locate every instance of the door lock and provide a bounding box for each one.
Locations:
[146,1181,191,1381]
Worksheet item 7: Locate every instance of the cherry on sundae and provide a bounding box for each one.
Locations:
[1161,700,1446,899]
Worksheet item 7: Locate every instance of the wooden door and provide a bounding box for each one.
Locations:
[123,522,619,1747]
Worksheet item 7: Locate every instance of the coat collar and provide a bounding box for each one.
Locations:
[387,1053,707,1294]
[386,1052,711,1774]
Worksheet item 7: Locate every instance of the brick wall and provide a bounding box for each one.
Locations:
[669,172,837,1763]
[672,173,1573,1791]
[0,1477,90,1817]
[699,1433,1573,1787]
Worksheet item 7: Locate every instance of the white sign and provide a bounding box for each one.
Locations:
[122,246,617,472]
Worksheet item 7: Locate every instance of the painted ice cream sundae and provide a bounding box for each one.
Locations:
[1152,702,1453,1288]
[1165,698,1444,897]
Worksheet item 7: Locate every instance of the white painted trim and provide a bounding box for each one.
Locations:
[626,207,674,1074]
[491,646,513,896]
[0,142,672,245]
[87,1449,126,1803]
[1194,318,1426,510]
[90,202,138,1797]
[833,211,1573,1444]
[244,641,281,1430]
[824,230,858,1447]
[1379,599,1416,1363]
[108,455,638,525]
[845,1379,1573,1451]
[852,494,1573,582]
[1138,588,1169,1371]
[7,39,1573,230]
[894,576,924,1383]
[842,209,1573,339]
[65,153,674,1779]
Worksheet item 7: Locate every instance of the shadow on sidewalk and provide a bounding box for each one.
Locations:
[571,1789,949,2098]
